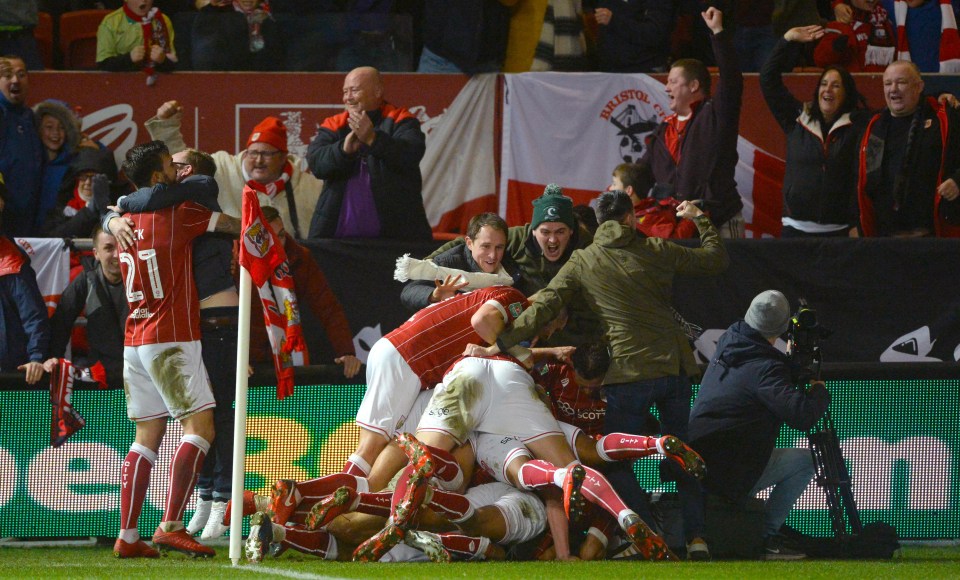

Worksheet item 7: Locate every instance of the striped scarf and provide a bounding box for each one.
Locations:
[122,4,172,84]
[893,0,960,72]
[531,0,585,71]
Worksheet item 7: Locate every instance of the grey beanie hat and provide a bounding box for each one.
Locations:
[744,290,791,338]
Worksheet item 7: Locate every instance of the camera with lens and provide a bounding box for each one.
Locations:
[787,300,831,385]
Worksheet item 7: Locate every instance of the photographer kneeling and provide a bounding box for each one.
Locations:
[688,290,830,560]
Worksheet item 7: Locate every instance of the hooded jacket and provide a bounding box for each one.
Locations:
[0,239,50,371]
[688,320,830,500]
[498,214,728,383]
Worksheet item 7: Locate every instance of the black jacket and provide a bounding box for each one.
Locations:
[49,265,127,381]
[760,38,867,228]
[400,242,522,313]
[306,103,432,241]
[420,0,510,73]
[859,97,960,236]
[642,30,743,228]
[688,320,830,501]
[596,0,675,72]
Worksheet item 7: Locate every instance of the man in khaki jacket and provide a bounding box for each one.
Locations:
[471,190,728,559]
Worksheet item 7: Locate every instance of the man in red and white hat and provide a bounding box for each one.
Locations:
[144,100,321,240]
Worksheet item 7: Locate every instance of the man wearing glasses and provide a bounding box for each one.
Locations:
[145,100,321,240]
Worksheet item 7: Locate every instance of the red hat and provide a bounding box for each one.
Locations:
[246,116,288,152]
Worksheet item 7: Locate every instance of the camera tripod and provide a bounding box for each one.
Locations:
[802,350,863,538]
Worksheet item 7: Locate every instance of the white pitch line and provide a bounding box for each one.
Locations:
[227,564,350,580]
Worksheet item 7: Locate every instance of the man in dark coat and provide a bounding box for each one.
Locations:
[688,290,830,559]
[307,66,432,241]
[47,226,127,383]
[641,7,745,237]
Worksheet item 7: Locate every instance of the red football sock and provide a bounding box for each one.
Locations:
[517,459,558,490]
[425,445,462,485]
[597,433,659,461]
[579,465,628,519]
[283,527,337,560]
[390,463,431,526]
[390,463,416,511]
[162,435,209,525]
[119,445,155,537]
[343,454,371,477]
[297,473,361,503]
[438,532,490,560]
[427,488,475,522]
[357,491,391,518]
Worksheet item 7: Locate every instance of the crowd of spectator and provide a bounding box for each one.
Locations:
[19,0,960,74]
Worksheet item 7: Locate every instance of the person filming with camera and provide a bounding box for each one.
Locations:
[687,290,830,560]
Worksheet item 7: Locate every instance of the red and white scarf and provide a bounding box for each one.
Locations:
[239,185,308,400]
[63,184,90,217]
[49,359,107,448]
[122,4,172,83]
[245,159,292,199]
[893,0,960,72]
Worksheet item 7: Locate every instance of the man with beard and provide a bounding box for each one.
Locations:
[106,141,240,559]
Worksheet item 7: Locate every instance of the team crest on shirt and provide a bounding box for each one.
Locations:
[508,302,523,318]
[243,218,274,258]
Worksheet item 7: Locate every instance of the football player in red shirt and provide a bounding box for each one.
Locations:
[108,141,240,559]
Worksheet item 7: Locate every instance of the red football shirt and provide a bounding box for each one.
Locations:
[534,362,607,437]
[121,201,218,346]
[386,285,528,389]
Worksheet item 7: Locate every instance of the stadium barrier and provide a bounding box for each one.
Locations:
[0,363,956,540]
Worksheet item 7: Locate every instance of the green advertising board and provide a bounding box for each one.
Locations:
[0,379,957,539]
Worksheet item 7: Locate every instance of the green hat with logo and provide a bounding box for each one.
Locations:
[531,184,576,230]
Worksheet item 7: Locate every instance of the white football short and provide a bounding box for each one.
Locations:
[469,422,582,484]
[123,341,215,421]
[417,357,562,445]
[469,432,532,485]
[465,482,546,545]
[355,338,422,440]
[397,390,433,436]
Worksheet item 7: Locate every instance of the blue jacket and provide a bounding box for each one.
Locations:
[688,320,830,500]
[0,243,50,371]
[0,95,43,237]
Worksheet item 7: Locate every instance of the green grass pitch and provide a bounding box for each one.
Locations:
[1,544,959,579]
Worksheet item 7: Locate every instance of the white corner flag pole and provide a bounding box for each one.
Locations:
[229,266,253,566]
